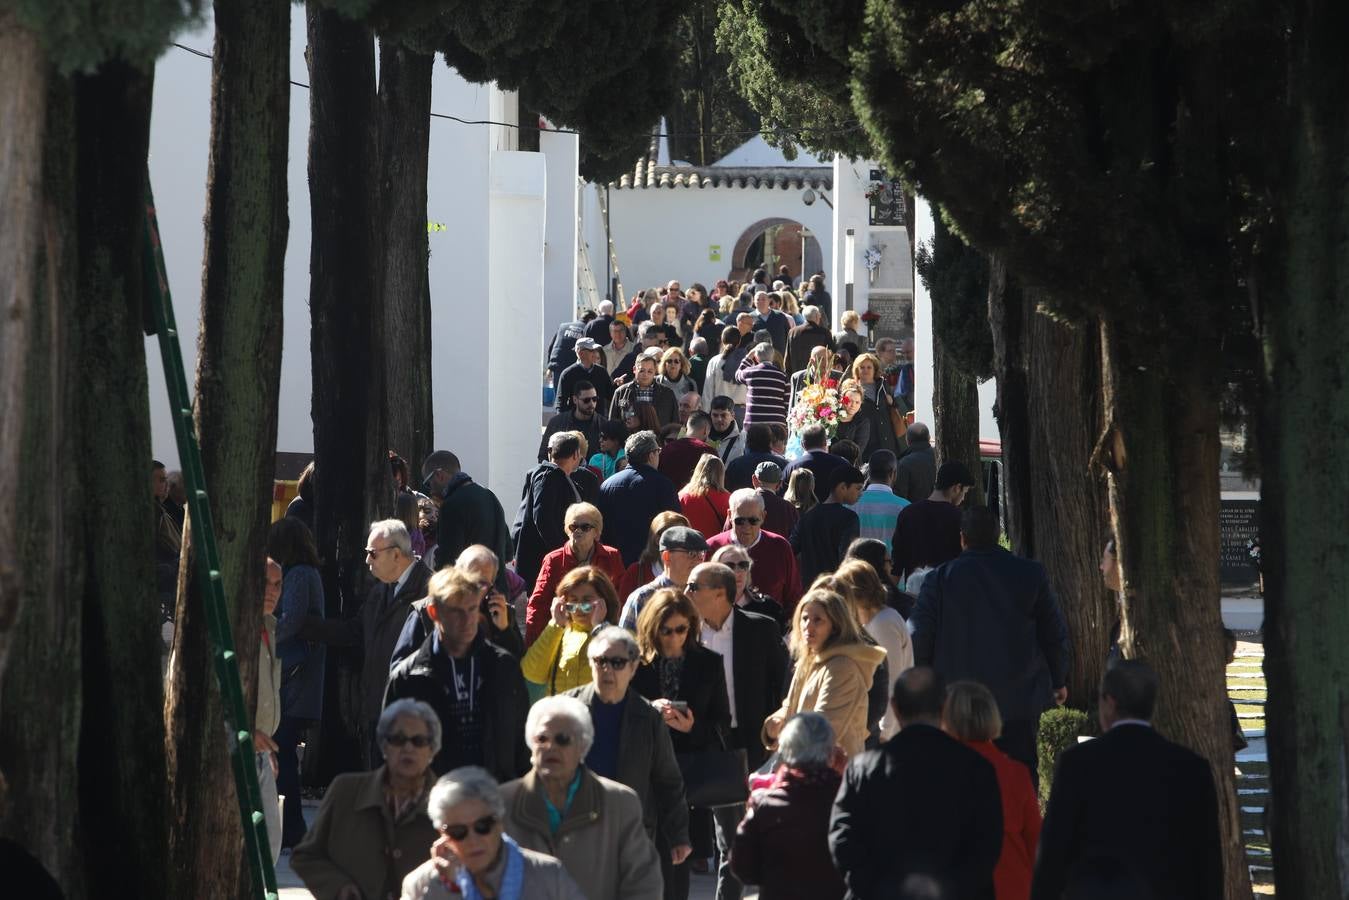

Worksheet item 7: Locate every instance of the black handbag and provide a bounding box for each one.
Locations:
[676,727,750,809]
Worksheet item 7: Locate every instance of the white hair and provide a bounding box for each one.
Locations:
[803,305,821,324]
[778,712,835,767]
[526,695,595,757]
[455,544,498,575]
[728,487,766,514]
[689,337,709,356]
[428,766,505,829]
[378,699,443,756]
[588,625,639,661]
[598,300,614,315]
[369,519,412,557]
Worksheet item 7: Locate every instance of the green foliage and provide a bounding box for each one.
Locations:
[1037,706,1088,808]
[665,0,758,166]
[916,209,993,380]
[7,0,202,73]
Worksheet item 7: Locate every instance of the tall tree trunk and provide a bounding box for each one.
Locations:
[1262,1,1349,893]
[1099,319,1250,900]
[378,43,433,471]
[0,11,45,687]
[990,257,1115,708]
[164,0,289,894]
[71,61,171,897]
[931,332,982,505]
[0,60,82,893]
[307,1,391,780]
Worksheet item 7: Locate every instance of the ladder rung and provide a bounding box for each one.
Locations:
[210,570,222,583]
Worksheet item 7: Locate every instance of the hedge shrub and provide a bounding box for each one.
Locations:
[1037,706,1089,809]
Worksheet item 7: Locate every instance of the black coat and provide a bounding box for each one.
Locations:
[538,410,607,464]
[725,607,790,770]
[1031,724,1223,900]
[632,643,733,755]
[383,632,529,783]
[555,361,614,414]
[433,473,513,591]
[830,723,1003,900]
[789,503,861,586]
[911,547,1070,724]
[546,320,588,380]
[586,314,615,345]
[511,462,581,588]
[893,443,935,504]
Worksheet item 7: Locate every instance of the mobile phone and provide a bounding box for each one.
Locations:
[670,701,690,712]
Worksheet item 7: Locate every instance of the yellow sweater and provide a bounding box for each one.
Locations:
[522,622,594,697]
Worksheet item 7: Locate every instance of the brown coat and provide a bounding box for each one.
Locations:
[764,641,886,758]
[501,768,663,900]
[291,767,437,900]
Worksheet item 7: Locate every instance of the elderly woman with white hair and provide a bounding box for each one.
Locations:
[400,766,584,900]
[730,712,846,900]
[292,699,440,900]
[501,695,664,900]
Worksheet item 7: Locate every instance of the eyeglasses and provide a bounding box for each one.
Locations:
[668,548,706,559]
[577,396,598,405]
[385,732,432,748]
[442,815,497,841]
[534,731,573,747]
[683,583,704,594]
[568,522,597,533]
[565,601,595,615]
[660,623,690,637]
[723,560,752,571]
[591,656,632,671]
[365,546,396,558]
[733,517,762,526]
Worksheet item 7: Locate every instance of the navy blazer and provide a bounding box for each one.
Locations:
[911,547,1070,723]
[782,449,849,502]
[597,464,681,565]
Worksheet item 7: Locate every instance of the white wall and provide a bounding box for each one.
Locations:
[607,187,834,302]
[540,129,579,329]
[830,157,915,334]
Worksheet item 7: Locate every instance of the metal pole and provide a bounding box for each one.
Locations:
[604,184,612,302]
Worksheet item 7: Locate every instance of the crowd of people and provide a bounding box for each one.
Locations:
[159,272,1228,900]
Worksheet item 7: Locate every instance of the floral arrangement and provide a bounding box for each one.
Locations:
[860,309,882,326]
[863,246,883,272]
[787,352,859,440]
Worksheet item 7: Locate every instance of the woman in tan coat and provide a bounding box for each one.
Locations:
[762,587,885,758]
[292,699,440,899]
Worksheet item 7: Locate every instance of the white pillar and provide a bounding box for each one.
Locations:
[486,150,548,502]
[831,157,869,332]
[911,196,936,431]
[540,127,579,342]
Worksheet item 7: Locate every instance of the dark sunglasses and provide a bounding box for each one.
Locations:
[592,656,632,671]
[659,623,690,637]
[443,815,497,841]
[577,396,598,404]
[534,731,573,747]
[385,732,432,748]
[723,560,752,570]
[733,517,762,526]
[568,522,597,533]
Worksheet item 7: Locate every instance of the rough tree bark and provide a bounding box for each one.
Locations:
[378,43,434,471]
[307,1,392,779]
[1098,319,1249,899]
[163,0,289,895]
[0,11,46,688]
[1261,1,1349,893]
[989,257,1114,709]
[930,331,982,505]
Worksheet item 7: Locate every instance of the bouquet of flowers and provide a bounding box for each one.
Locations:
[787,352,860,441]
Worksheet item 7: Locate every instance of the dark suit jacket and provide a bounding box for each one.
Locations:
[511,462,581,587]
[357,563,431,725]
[893,443,935,503]
[1031,724,1223,900]
[911,548,1070,723]
[434,474,513,591]
[783,449,849,503]
[632,642,732,755]
[726,607,790,770]
[597,464,681,565]
[831,723,1003,900]
[609,380,679,427]
[784,321,836,374]
[789,502,861,586]
[565,684,690,846]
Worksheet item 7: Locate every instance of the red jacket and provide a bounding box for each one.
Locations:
[967,740,1041,900]
[658,437,717,490]
[525,542,626,646]
[679,489,730,540]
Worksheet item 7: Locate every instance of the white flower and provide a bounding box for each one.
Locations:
[863,247,883,271]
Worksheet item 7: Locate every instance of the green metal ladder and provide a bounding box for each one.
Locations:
[143,183,280,900]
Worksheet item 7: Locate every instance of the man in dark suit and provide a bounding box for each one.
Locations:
[422,450,511,590]
[597,430,681,564]
[511,432,585,587]
[1032,660,1223,900]
[688,560,789,900]
[831,667,1003,900]
[911,504,1070,786]
[782,424,849,502]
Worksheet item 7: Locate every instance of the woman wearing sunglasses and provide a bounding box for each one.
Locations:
[522,567,615,702]
[711,544,786,632]
[500,696,664,900]
[401,765,584,900]
[525,503,625,647]
[292,699,439,899]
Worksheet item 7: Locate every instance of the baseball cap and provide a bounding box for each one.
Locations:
[659,526,709,553]
[754,461,783,484]
[574,337,600,351]
[935,461,977,490]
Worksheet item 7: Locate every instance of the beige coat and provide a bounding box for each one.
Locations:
[291,767,437,900]
[501,768,663,900]
[256,612,282,737]
[764,641,886,757]
[400,846,586,900]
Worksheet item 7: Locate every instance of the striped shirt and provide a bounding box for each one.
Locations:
[849,483,910,550]
[734,357,790,427]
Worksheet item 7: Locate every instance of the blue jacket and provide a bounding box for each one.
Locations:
[276,564,326,720]
[597,464,681,565]
[911,547,1070,723]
